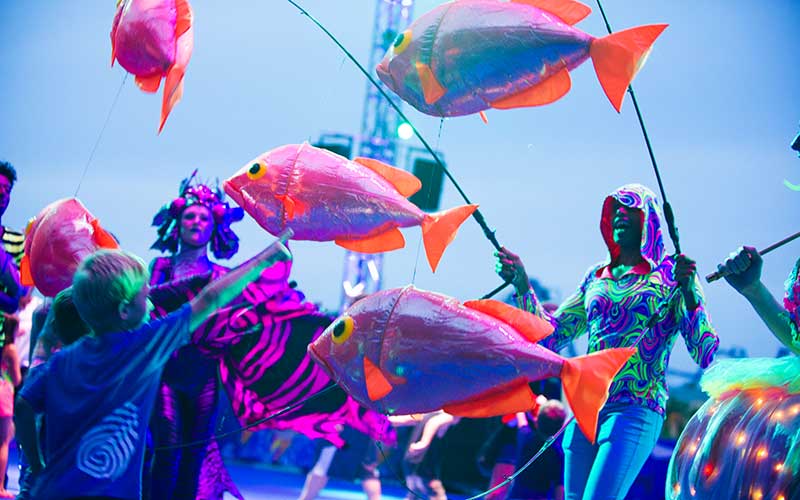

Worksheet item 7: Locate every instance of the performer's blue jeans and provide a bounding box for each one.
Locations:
[563,403,663,500]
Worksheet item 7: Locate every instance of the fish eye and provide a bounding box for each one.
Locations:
[247,162,267,180]
[332,316,355,345]
[393,29,412,55]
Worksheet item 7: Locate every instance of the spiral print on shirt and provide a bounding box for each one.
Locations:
[77,402,140,480]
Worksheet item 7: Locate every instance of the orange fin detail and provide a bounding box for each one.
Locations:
[420,204,478,272]
[175,0,193,38]
[590,24,668,112]
[354,157,422,197]
[512,0,591,25]
[492,68,571,109]
[158,2,194,133]
[415,62,446,105]
[463,299,554,343]
[364,357,393,401]
[276,194,307,221]
[335,227,406,254]
[479,111,489,124]
[91,220,120,249]
[19,255,34,288]
[444,381,536,418]
[135,74,162,93]
[561,347,636,444]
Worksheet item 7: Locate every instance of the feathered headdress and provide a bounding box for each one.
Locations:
[151,170,244,259]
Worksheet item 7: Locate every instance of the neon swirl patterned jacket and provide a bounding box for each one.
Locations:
[517,184,719,416]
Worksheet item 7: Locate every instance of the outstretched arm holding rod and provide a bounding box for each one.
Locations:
[712,245,800,356]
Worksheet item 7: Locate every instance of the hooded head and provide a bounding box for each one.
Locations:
[600,184,666,268]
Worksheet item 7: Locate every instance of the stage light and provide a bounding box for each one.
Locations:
[397,122,414,140]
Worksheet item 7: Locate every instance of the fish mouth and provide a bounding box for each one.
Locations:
[376,59,397,91]
[307,343,335,380]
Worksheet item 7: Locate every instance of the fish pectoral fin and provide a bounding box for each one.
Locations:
[19,255,34,287]
[415,62,446,105]
[443,381,536,419]
[335,228,405,254]
[364,357,394,401]
[491,68,571,109]
[463,299,553,344]
[91,219,120,249]
[135,74,162,93]
[511,0,591,25]
[479,111,489,124]
[353,157,422,197]
[276,194,307,220]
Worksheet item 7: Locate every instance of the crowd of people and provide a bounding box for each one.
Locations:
[0,128,797,500]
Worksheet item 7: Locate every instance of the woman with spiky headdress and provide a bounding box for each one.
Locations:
[147,170,243,500]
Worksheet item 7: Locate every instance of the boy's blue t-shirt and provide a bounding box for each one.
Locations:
[20,304,192,500]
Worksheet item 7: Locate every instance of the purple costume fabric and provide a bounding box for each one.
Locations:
[148,257,242,500]
[151,258,395,450]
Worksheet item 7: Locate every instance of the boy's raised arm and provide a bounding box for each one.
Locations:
[189,231,293,332]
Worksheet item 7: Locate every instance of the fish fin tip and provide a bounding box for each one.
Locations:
[353,157,422,197]
[444,382,536,418]
[91,219,120,249]
[463,299,553,343]
[415,61,446,105]
[420,204,477,271]
[590,24,668,112]
[364,357,394,401]
[335,228,406,254]
[512,0,591,25]
[491,68,571,109]
[561,347,635,443]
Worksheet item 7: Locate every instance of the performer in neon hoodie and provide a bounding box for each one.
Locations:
[496,183,719,500]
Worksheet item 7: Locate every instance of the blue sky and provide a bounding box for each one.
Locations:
[2,0,799,378]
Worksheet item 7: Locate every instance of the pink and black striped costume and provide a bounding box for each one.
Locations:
[150,258,396,449]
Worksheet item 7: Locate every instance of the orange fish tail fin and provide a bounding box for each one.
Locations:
[158,0,194,133]
[19,255,34,287]
[561,347,635,443]
[589,24,668,112]
[420,204,478,272]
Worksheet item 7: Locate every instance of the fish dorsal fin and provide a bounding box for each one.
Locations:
[364,357,394,401]
[335,227,406,254]
[415,61,447,105]
[491,67,571,109]
[91,219,120,249]
[444,380,536,418]
[463,299,553,343]
[512,0,591,25]
[354,157,422,197]
[175,0,193,38]
[19,254,34,287]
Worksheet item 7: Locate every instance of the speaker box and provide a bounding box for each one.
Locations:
[408,158,445,212]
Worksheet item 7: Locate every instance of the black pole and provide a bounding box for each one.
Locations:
[595,0,681,254]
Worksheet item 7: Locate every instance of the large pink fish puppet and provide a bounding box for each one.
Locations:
[20,199,119,297]
[110,0,194,133]
[224,143,477,272]
[308,285,635,443]
[376,0,667,116]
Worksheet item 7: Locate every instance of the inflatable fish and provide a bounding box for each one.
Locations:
[224,143,477,272]
[309,285,635,442]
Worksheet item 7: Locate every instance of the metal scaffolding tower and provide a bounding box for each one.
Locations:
[339,0,414,310]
